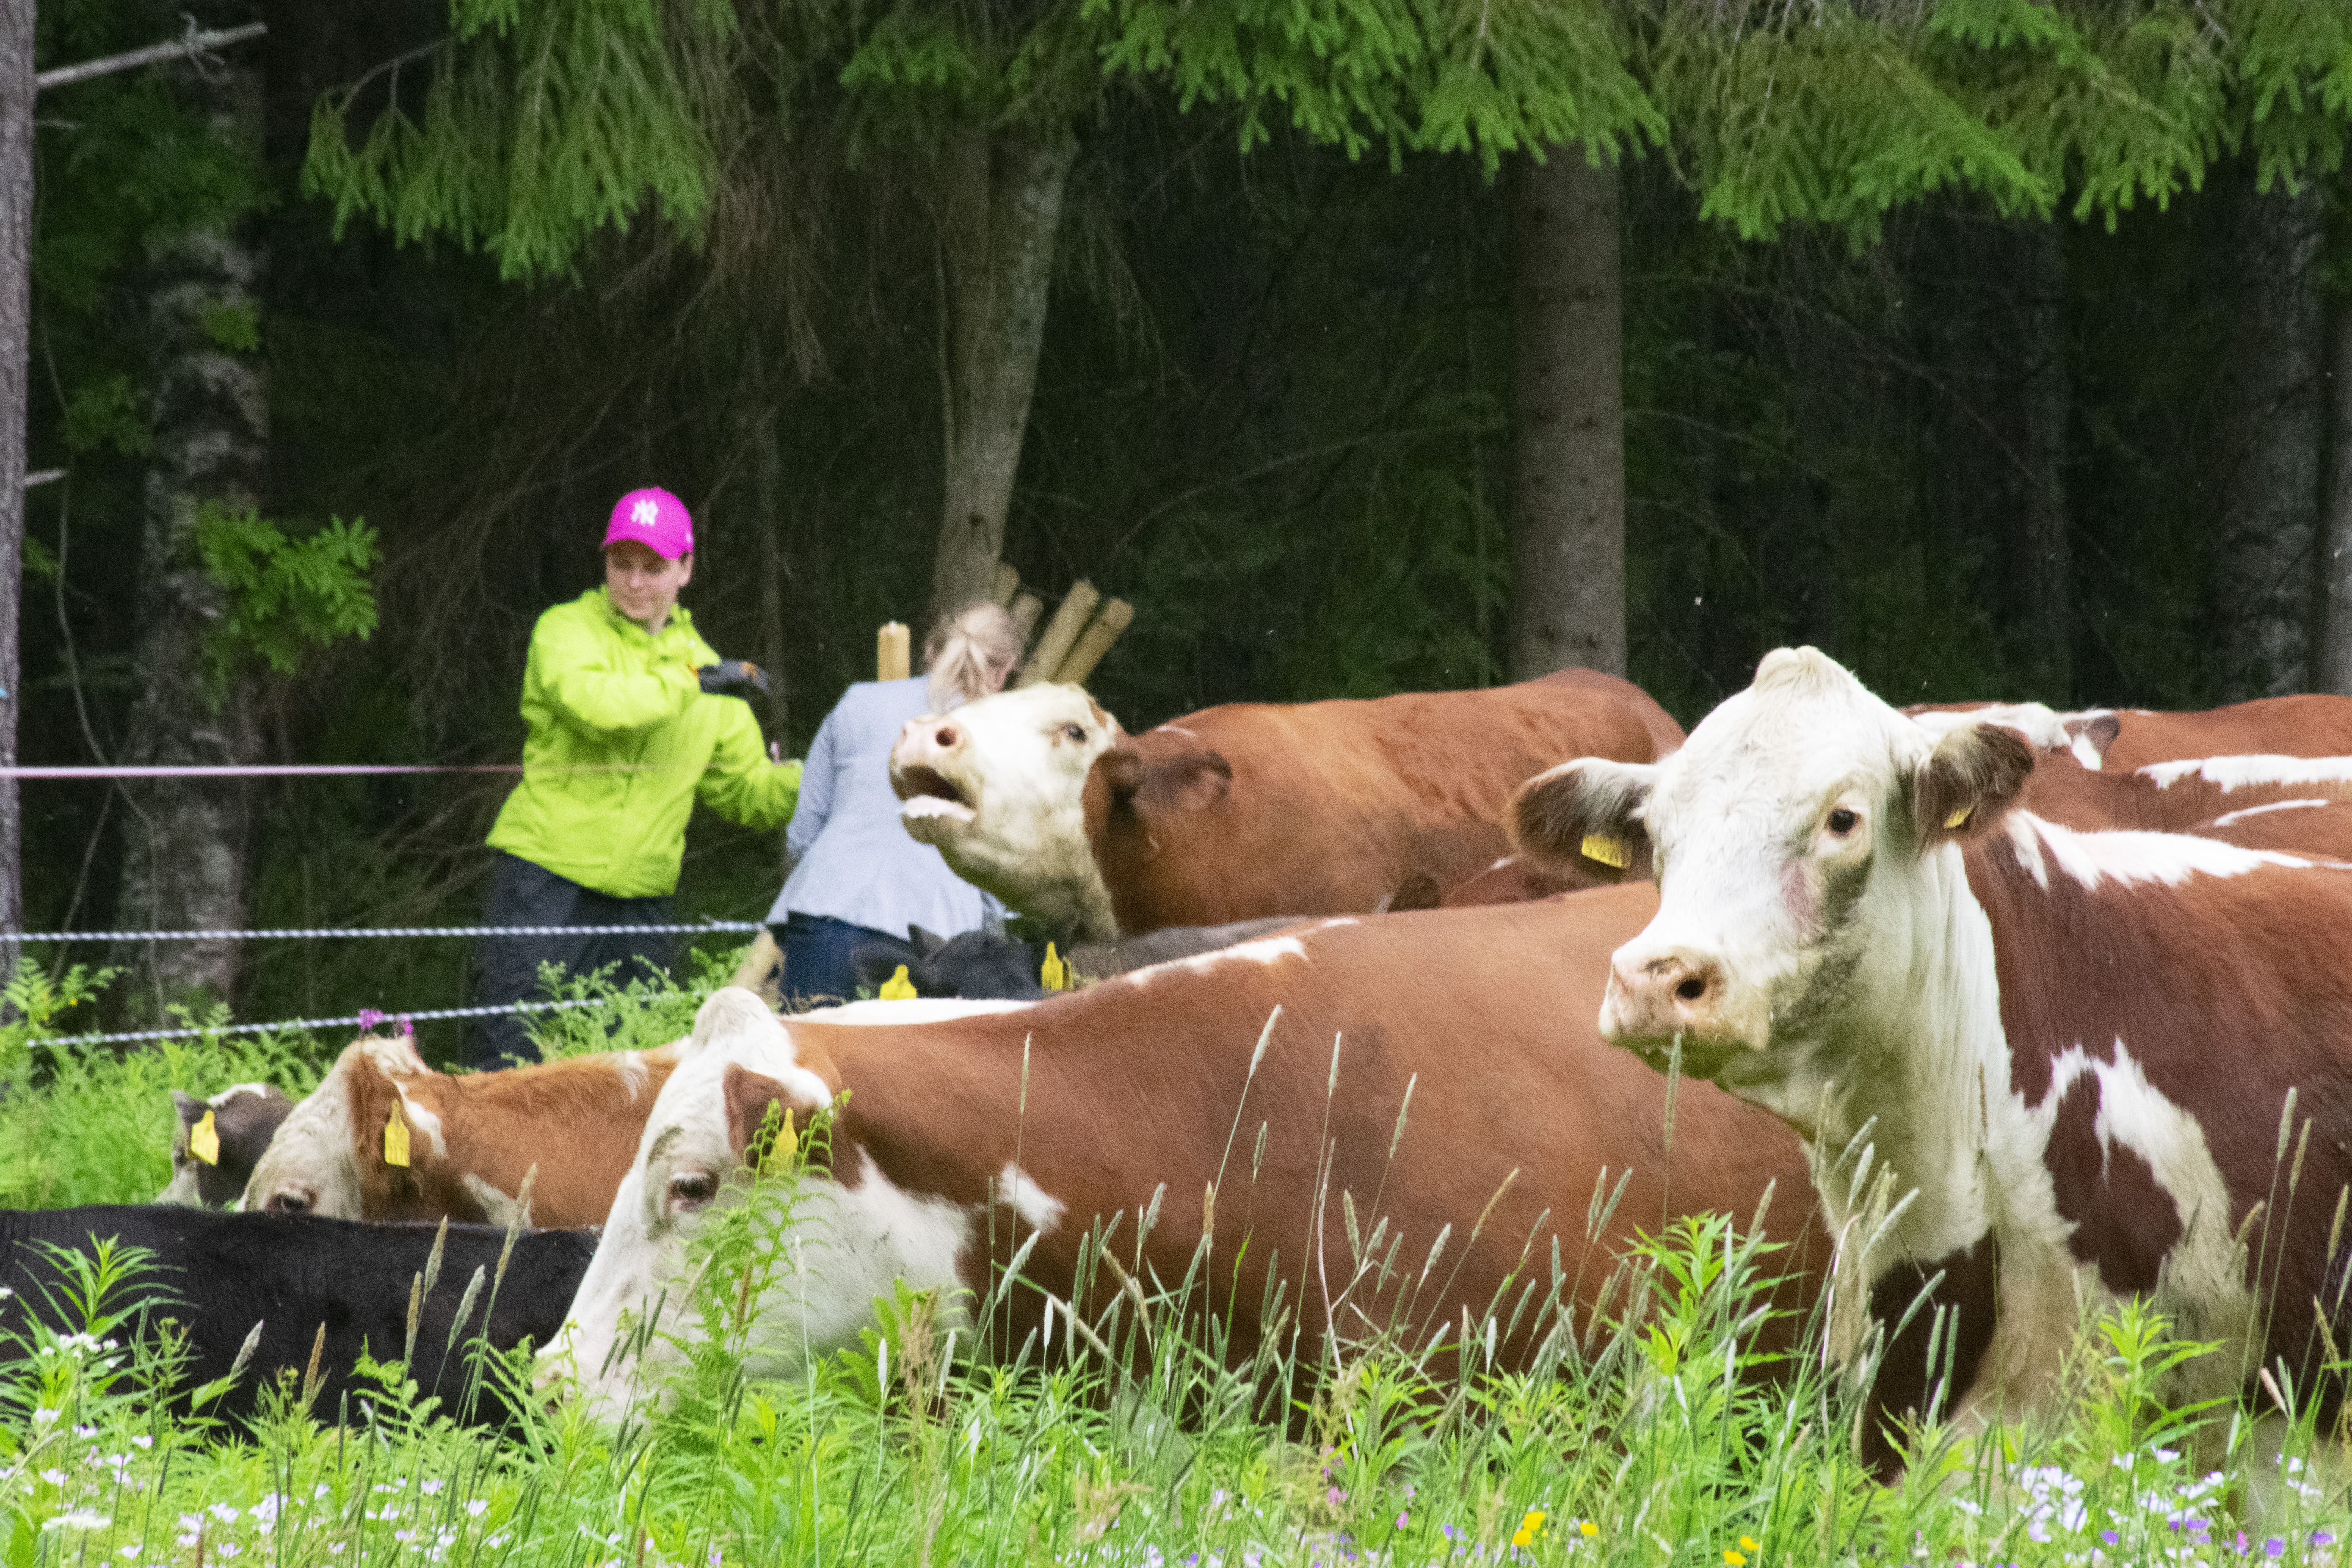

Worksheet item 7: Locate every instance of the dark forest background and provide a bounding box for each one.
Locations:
[19,0,2352,1051]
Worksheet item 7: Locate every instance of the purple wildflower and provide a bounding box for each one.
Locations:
[2313,1533,2337,1548]
[2101,1532,2117,1546]
[2265,1540,2284,1559]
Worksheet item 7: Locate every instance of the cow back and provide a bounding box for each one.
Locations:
[1081,670,1682,932]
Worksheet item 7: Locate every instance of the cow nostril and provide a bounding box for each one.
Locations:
[1675,977,1706,1003]
[270,1192,309,1216]
[934,724,958,748]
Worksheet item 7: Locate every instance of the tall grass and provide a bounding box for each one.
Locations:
[1,982,2349,1566]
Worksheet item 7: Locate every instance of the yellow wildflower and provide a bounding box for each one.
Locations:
[1579,1521,1599,1537]
[1741,1537,1760,1553]
[1511,1510,1548,1548]
[1724,1554,1747,1567]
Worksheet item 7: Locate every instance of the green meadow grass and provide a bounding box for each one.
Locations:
[0,968,2348,1567]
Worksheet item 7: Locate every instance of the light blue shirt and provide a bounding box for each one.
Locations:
[766,678,1004,938]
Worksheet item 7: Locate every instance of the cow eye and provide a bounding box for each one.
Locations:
[1061,724,1085,743]
[670,1172,717,1210]
[1827,808,1858,835]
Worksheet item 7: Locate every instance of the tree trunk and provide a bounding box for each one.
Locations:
[929,120,1077,617]
[2218,181,2325,700]
[2318,297,2352,694]
[0,0,30,948]
[1505,146,1625,681]
[114,0,266,1013]
[1927,211,2073,701]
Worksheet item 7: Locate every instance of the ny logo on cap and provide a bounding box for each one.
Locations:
[631,499,660,528]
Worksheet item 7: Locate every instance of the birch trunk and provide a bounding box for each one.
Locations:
[0,0,30,946]
[1505,147,1625,681]
[929,121,1077,617]
[2218,181,2325,700]
[114,1,266,1011]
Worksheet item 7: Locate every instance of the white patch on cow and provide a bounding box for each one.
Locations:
[461,1172,529,1229]
[543,999,975,1422]
[610,1051,652,1102]
[2208,799,2329,828]
[242,1055,366,1219]
[1151,723,1200,739]
[355,1033,428,1078]
[2065,712,2117,769]
[214,1081,276,1105]
[2008,815,2306,890]
[2141,754,2352,793]
[1911,702,2073,754]
[393,1086,449,1160]
[1137,935,1308,983]
[2004,813,2051,889]
[995,1162,1066,1232]
[155,1165,203,1206]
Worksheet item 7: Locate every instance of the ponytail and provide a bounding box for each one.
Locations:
[924,600,1022,709]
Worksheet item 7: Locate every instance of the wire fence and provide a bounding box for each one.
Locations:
[13,920,766,944]
[38,993,702,1049]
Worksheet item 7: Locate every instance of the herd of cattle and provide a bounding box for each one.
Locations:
[13,655,2352,1497]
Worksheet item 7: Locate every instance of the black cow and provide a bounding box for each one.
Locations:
[0,1206,593,1426]
[160,1084,294,1208]
[849,916,1310,1000]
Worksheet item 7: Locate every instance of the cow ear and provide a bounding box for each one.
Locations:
[1098,746,1145,806]
[909,926,948,958]
[724,1062,826,1171]
[1510,759,1657,881]
[850,945,917,991]
[172,1090,204,1124]
[1912,722,2036,847]
[1147,750,1232,813]
[2065,711,2121,768]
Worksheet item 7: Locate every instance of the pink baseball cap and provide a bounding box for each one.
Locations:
[603,487,695,559]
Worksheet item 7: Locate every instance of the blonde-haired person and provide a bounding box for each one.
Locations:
[763,602,1021,1004]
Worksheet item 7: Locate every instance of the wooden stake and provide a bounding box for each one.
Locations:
[1052,598,1134,686]
[990,562,1021,607]
[1016,581,1100,688]
[877,622,911,682]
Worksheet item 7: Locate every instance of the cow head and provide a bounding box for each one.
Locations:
[156,1083,293,1209]
[1512,648,2034,1100]
[890,684,1123,938]
[242,1033,429,1219]
[541,988,1011,1421]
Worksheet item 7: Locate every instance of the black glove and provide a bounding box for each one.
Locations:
[697,660,770,697]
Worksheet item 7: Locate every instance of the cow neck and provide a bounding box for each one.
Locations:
[1763,835,2013,1285]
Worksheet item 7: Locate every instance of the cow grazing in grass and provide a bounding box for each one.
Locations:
[847,916,1306,1000]
[889,670,1684,940]
[541,891,1826,1420]
[157,1083,293,1209]
[1511,647,2352,1491]
[1910,694,2352,771]
[244,1035,682,1228]
[0,1205,594,1426]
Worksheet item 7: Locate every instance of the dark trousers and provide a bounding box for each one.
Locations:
[778,911,910,1010]
[466,853,674,1070]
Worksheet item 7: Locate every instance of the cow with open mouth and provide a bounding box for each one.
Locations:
[538,889,1828,1423]
[889,670,1685,942]
[1508,646,2352,1499]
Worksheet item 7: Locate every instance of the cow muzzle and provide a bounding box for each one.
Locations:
[1599,942,1768,1076]
[890,718,977,833]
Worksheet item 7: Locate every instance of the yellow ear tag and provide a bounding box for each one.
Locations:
[879,964,918,1001]
[1944,806,1973,830]
[1040,942,1071,992]
[383,1109,411,1168]
[188,1109,220,1167]
[1580,834,1630,870]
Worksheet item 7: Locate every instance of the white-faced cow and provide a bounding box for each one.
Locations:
[245,1035,685,1228]
[890,670,1684,940]
[539,889,1826,1421]
[1511,647,2352,1488]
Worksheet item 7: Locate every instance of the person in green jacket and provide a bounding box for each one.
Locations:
[467,486,801,1068]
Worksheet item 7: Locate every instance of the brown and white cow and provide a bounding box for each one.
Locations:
[1911,694,2352,772]
[1512,647,2352,1486]
[540,891,1826,1418]
[243,1034,685,1229]
[889,670,1684,939]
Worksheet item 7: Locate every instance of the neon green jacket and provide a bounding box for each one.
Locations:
[486,587,802,897]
